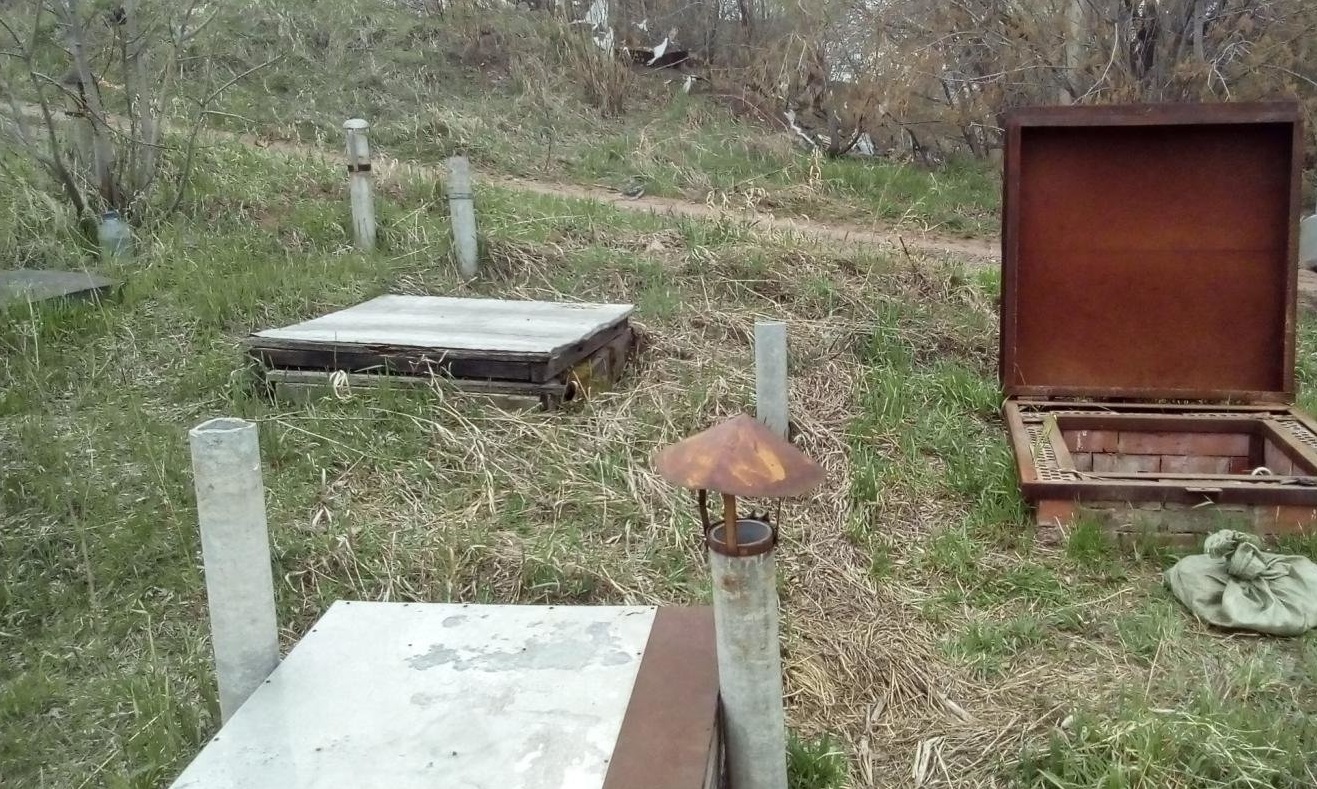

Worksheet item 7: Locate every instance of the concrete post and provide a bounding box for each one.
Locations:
[1060,0,1083,104]
[754,320,789,440]
[189,417,280,723]
[343,119,377,252]
[1302,213,1317,272]
[709,518,789,789]
[446,155,479,278]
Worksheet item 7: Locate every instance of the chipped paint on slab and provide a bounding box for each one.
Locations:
[169,602,657,789]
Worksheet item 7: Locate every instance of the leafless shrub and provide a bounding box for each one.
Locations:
[561,30,635,116]
[0,0,270,235]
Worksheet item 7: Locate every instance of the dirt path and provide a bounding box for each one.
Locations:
[18,103,1317,299]
[7,101,997,262]
[480,174,1002,264]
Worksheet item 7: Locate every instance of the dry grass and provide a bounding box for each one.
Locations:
[2,133,1315,789]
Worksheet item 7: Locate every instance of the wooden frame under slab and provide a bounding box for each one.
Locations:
[245,296,638,409]
[253,325,634,410]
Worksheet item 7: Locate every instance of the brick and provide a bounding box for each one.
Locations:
[1116,431,1251,457]
[1066,430,1118,453]
[1159,455,1232,474]
[1035,499,1076,527]
[1070,452,1093,471]
[1078,501,1121,510]
[1093,453,1160,473]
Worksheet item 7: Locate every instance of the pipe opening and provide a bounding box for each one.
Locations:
[707,518,774,557]
[192,417,254,435]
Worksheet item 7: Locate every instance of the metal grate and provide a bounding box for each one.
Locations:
[1024,422,1080,481]
[1273,416,1317,454]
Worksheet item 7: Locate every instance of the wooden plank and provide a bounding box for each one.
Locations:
[251,296,635,359]
[249,322,631,385]
[263,369,568,395]
[550,324,634,385]
[263,370,561,410]
[248,345,540,382]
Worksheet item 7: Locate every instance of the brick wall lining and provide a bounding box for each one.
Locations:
[1060,428,1296,476]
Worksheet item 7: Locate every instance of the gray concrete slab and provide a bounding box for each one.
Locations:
[0,269,118,309]
[168,602,657,789]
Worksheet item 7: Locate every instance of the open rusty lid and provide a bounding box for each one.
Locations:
[1000,102,1303,403]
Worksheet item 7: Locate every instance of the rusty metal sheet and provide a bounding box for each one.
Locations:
[602,607,722,789]
[1000,102,1302,402]
[654,413,825,498]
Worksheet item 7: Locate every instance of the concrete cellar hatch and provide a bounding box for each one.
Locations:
[999,102,1317,543]
[246,295,637,409]
[168,602,722,789]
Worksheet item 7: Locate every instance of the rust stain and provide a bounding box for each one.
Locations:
[654,414,824,498]
[1000,102,1301,402]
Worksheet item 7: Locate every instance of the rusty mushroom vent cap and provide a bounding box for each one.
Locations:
[654,414,825,498]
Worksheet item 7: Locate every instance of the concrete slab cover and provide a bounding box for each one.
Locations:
[0,269,117,308]
[169,602,657,789]
[252,295,634,357]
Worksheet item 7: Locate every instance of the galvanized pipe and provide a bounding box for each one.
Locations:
[709,518,788,789]
[189,417,280,723]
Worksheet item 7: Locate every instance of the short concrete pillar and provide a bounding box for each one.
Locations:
[446,155,479,278]
[343,119,377,252]
[754,320,789,439]
[709,518,789,789]
[653,414,824,789]
[1301,214,1317,272]
[189,417,280,723]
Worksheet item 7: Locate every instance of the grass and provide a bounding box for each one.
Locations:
[1,4,1316,787]
[187,0,1000,236]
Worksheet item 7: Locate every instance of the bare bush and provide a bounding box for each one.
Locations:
[560,28,636,116]
[0,0,266,235]
[737,0,1317,161]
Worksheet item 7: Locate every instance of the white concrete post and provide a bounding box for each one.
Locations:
[343,119,377,252]
[1302,208,1317,272]
[1060,0,1083,104]
[709,518,789,789]
[754,320,789,440]
[189,417,280,724]
[446,155,479,278]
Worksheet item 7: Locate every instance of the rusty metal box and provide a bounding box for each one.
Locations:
[999,102,1317,543]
